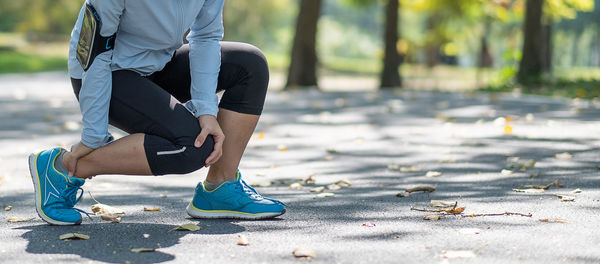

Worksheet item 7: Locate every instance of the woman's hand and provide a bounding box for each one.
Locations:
[63,142,94,178]
[195,115,225,167]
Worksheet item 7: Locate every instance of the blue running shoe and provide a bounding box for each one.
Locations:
[186,171,286,220]
[28,148,86,225]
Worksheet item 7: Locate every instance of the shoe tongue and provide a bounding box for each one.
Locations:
[68,177,85,186]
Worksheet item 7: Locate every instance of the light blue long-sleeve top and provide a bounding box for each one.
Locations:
[67,0,224,149]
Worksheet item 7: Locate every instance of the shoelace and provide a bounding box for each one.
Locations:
[57,182,92,219]
[234,180,263,200]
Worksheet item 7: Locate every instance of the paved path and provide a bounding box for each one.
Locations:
[0,72,599,263]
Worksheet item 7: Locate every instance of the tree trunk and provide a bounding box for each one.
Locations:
[517,0,544,84]
[285,0,322,89]
[478,21,493,68]
[380,0,402,88]
[540,22,552,73]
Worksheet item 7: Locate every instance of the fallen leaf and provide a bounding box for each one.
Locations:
[3,205,12,211]
[277,144,288,151]
[400,165,421,172]
[309,186,325,193]
[91,204,126,215]
[100,215,121,223]
[315,192,335,198]
[59,233,90,240]
[289,183,303,190]
[171,224,200,231]
[334,180,352,187]
[443,207,465,214]
[293,247,316,259]
[504,125,513,134]
[442,250,476,259]
[538,218,549,222]
[554,219,569,223]
[425,171,442,178]
[430,200,456,208]
[303,174,316,184]
[143,207,160,212]
[131,248,155,253]
[396,192,411,197]
[557,195,575,202]
[236,235,249,246]
[513,188,544,193]
[571,188,582,194]
[555,152,572,160]
[424,215,441,221]
[326,149,339,154]
[387,164,400,170]
[501,169,514,175]
[7,216,33,223]
[327,184,341,190]
[362,222,376,227]
[406,186,436,193]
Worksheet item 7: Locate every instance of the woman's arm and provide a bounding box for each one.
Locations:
[78,0,124,150]
[186,0,226,166]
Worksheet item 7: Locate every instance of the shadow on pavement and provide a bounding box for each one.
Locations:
[16,221,245,263]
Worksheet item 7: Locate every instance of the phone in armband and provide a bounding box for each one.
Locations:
[76,3,116,71]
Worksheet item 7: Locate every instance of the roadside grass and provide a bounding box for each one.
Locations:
[481,78,600,99]
[0,50,67,73]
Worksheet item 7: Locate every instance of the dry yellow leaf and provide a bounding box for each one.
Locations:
[309,186,325,193]
[277,144,288,151]
[327,184,341,191]
[555,152,572,160]
[3,205,12,211]
[91,203,125,215]
[143,207,160,212]
[293,247,316,259]
[7,216,33,223]
[430,200,456,208]
[334,180,352,187]
[171,223,200,231]
[513,188,544,194]
[289,183,303,190]
[405,186,436,193]
[258,131,265,139]
[554,219,569,223]
[424,215,441,221]
[131,248,155,253]
[557,195,575,202]
[315,192,335,198]
[59,233,90,240]
[236,235,250,246]
[504,125,513,134]
[443,207,465,214]
[425,171,442,178]
[101,215,121,223]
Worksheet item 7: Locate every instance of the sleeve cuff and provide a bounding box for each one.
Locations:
[81,132,114,149]
[184,100,218,118]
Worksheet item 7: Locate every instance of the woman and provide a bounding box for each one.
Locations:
[28,0,285,225]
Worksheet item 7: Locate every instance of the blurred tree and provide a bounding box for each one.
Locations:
[380,0,402,88]
[286,0,322,89]
[518,0,594,83]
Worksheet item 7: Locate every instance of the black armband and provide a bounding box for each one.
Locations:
[76,3,116,71]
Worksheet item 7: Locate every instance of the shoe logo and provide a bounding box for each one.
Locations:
[42,149,61,206]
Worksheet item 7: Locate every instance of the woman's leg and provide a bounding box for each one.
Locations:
[68,70,214,178]
[151,42,269,183]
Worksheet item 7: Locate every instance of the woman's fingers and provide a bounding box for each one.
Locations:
[195,129,209,148]
[205,133,224,165]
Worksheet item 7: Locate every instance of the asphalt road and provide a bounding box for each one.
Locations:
[0,72,599,263]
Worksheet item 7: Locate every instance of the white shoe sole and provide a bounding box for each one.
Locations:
[186,203,285,220]
[29,153,80,226]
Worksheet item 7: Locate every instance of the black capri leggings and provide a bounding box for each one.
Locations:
[71,42,269,175]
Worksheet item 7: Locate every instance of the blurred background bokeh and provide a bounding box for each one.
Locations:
[0,0,598,98]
